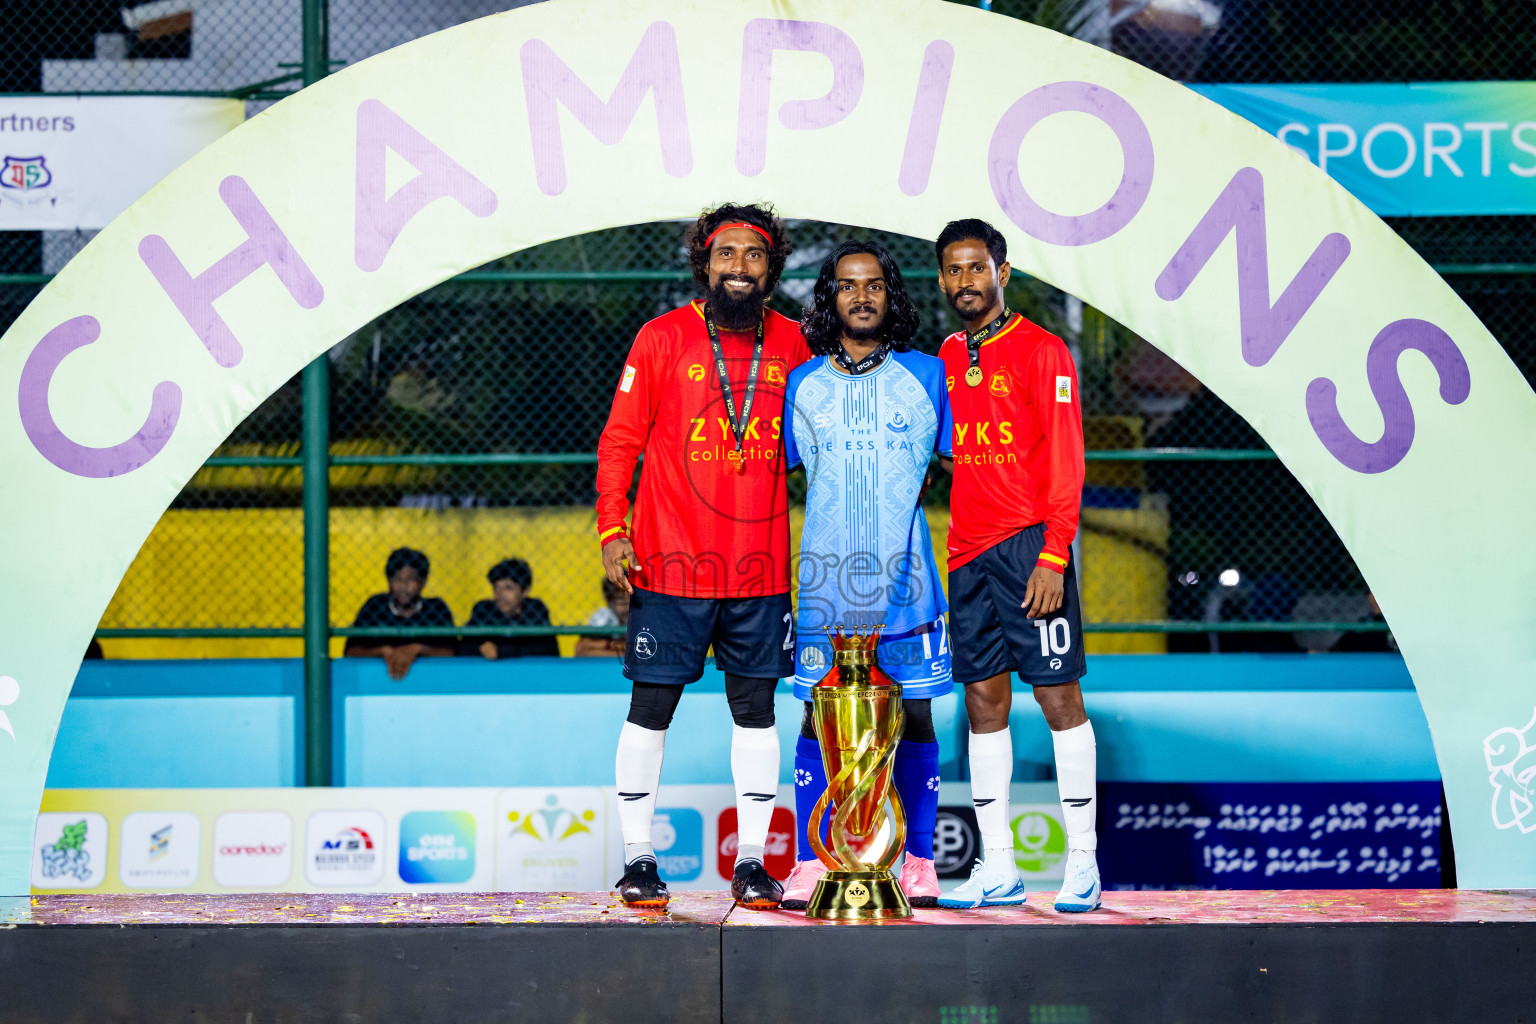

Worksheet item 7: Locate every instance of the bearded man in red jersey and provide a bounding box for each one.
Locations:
[596,204,811,910]
[932,218,1101,913]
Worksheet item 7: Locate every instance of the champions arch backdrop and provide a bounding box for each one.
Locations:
[1,0,1533,894]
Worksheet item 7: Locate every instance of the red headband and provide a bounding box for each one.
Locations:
[704,221,774,249]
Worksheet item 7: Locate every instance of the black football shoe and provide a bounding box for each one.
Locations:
[730,859,784,910]
[615,858,669,908]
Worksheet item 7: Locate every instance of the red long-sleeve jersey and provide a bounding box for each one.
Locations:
[940,313,1084,573]
[596,301,810,598]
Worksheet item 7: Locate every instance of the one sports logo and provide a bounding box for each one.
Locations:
[1,156,50,191]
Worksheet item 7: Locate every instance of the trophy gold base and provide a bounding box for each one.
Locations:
[804,869,913,920]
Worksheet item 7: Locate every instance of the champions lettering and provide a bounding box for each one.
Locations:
[13,16,1470,482]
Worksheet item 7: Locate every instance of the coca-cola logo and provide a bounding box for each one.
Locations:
[218,843,286,857]
[716,807,796,880]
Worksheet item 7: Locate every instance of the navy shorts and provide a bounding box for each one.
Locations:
[624,587,795,684]
[949,524,1087,687]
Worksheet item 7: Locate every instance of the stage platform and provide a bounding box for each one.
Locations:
[2,889,1531,1023]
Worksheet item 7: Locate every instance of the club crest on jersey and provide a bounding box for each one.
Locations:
[765,363,785,385]
[989,370,1011,397]
[885,410,910,433]
[1055,375,1072,403]
[1,155,50,191]
[687,363,706,381]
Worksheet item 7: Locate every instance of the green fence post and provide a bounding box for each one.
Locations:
[301,0,332,786]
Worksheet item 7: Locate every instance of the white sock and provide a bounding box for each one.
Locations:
[1052,720,1097,852]
[615,721,667,863]
[731,724,780,865]
[968,728,1014,860]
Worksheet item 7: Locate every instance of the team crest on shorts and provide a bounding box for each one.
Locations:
[633,629,657,660]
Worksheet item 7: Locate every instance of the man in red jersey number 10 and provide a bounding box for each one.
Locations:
[933,219,1101,913]
[594,204,811,911]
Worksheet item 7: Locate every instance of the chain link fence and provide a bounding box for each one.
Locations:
[2,1,1532,656]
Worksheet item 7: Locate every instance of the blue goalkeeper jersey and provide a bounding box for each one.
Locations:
[783,349,953,697]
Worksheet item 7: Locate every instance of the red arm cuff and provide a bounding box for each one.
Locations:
[1036,550,1068,574]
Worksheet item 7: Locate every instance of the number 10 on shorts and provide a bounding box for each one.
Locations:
[1033,617,1072,656]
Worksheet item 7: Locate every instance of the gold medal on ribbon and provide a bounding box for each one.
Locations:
[964,365,984,387]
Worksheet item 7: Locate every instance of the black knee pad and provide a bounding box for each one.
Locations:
[724,673,777,729]
[626,681,685,730]
[800,701,817,740]
[902,698,936,745]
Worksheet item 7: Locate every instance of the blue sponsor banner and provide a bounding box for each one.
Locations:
[1099,782,1443,889]
[652,808,703,883]
[1192,83,1536,215]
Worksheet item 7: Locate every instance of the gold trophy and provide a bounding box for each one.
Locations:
[804,627,912,920]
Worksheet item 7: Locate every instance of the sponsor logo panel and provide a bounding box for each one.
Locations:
[496,788,606,891]
[716,806,795,881]
[305,810,386,887]
[213,811,293,887]
[32,812,108,889]
[652,808,703,883]
[933,805,979,878]
[399,810,477,885]
[120,811,201,888]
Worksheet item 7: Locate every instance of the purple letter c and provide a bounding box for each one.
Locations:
[18,315,182,478]
[988,81,1154,246]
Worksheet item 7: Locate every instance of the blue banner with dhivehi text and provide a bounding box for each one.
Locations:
[1191,83,1536,216]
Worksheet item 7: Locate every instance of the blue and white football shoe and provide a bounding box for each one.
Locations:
[1053,849,1102,912]
[936,856,1028,909]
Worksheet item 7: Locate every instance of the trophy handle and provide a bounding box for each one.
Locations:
[809,709,908,873]
[807,730,873,870]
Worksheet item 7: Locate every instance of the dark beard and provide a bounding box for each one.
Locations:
[842,318,885,342]
[946,282,998,317]
[706,278,766,330]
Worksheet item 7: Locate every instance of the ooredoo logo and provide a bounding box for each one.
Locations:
[306,809,386,886]
[213,811,293,887]
[717,806,795,880]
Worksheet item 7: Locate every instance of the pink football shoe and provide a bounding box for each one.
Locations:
[899,855,941,907]
[779,858,828,911]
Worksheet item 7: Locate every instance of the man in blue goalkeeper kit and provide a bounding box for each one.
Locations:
[778,240,954,910]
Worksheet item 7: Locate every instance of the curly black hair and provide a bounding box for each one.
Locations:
[684,202,792,292]
[800,240,921,357]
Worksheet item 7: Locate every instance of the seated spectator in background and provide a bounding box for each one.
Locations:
[463,558,560,659]
[574,577,630,658]
[345,547,456,680]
